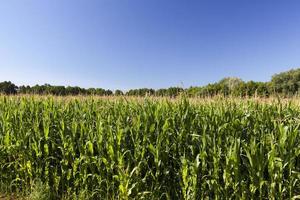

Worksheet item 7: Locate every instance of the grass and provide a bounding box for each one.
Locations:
[0,95,299,199]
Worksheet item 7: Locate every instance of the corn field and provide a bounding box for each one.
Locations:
[0,96,300,199]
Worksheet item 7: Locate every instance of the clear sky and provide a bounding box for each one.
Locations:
[0,0,300,90]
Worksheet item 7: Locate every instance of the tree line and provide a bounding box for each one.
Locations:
[187,68,300,97]
[0,68,299,97]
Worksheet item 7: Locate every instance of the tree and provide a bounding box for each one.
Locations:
[126,88,155,96]
[18,85,31,94]
[166,87,184,97]
[115,90,124,96]
[0,81,18,94]
[156,88,168,96]
[67,86,83,95]
[105,90,113,96]
[218,77,244,95]
[271,68,300,95]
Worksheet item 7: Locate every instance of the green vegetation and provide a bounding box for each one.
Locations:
[1,68,300,97]
[0,96,300,199]
[271,68,300,95]
[0,81,18,95]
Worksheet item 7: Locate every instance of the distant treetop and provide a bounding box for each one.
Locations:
[0,67,299,97]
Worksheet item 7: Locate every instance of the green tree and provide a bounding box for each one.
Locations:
[0,81,18,94]
[115,90,124,96]
[271,68,300,95]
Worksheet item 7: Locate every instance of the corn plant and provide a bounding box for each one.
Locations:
[0,96,299,199]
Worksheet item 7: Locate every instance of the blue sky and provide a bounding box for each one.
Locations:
[0,0,300,90]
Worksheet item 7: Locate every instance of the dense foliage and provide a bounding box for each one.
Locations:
[17,84,113,96]
[0,81,18,95]
[0,96,299,199]
[271,68,300,95]
[187,79,270,97]
[1,68,300,97]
